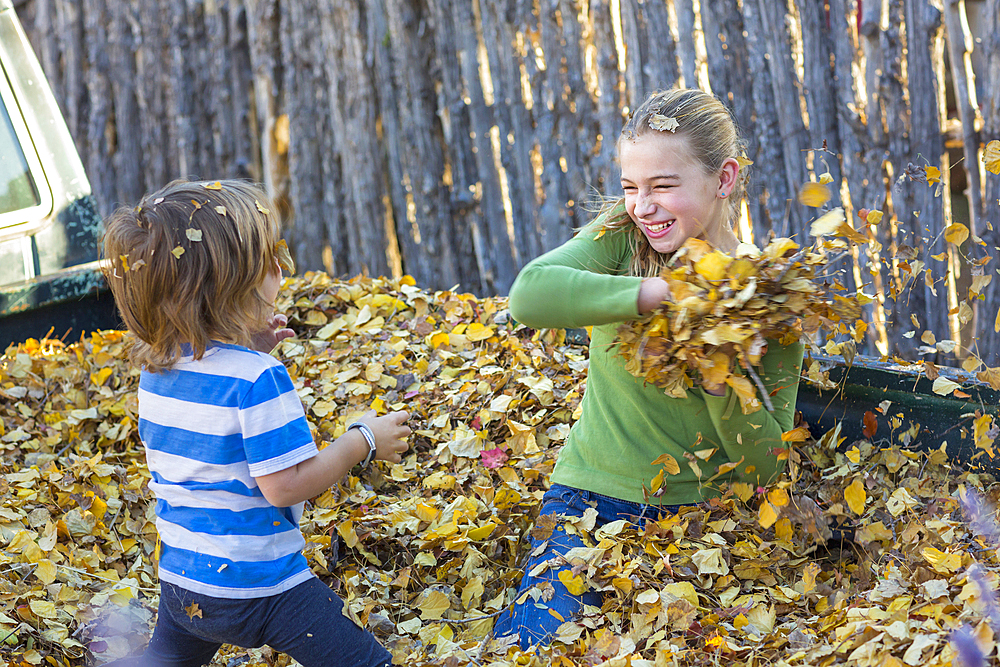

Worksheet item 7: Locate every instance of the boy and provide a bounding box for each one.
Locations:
[103,179,409,666]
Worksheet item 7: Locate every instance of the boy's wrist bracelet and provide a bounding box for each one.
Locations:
[348,422,377,467]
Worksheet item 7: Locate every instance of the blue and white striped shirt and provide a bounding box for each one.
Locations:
[138,343,318,598]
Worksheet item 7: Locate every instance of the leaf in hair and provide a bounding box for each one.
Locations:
[215,206,227,217]
[185,228,203,242]
[649,114,679,133]
[274,239,296,274]
[171,246,185,259]
[204,181,223,190]
[256,200,270,215]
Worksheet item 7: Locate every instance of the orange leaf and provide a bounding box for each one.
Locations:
[862,411,877,439]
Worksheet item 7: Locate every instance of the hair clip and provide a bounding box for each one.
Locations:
[649,114,679,133]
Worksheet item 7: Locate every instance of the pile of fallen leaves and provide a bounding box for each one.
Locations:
[2,272,1000,667]
[615,236,861,411]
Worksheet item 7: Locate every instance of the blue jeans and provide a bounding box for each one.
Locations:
[136,578,391,667]
[492,483,690,648]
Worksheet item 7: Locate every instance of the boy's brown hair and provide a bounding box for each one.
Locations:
[102,179,282,372]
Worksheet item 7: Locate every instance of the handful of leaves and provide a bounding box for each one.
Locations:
[616,237,859,411]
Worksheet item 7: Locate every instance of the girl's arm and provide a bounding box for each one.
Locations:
[255,411,410,507]
[509,221,648,329]
[701,341,804,487]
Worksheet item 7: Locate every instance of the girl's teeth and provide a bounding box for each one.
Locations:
[647,221,672,232]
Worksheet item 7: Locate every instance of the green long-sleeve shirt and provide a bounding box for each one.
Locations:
[509,218,803,505]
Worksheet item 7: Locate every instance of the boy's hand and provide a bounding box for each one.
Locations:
[357,410,411,463]
[251,313,295,352]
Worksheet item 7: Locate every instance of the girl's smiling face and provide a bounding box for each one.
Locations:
[619,132,737,254]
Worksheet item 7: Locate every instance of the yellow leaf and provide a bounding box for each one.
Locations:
[558,569,588,596]
[465,323,495,342]
[801,562,820,593]
[186,227,203,242]
[694,252,731,282]
[652,452,681,475]
[663,581,699,606]
[171,245,185,259]
[984,140,1000,175]
[963,356,983,373]
[921,546,962,574]
[781,427,811,442]
[691,548,729,575]
[931,376,961,396]
[846,446,861,463]
[650,468,665,493]
[945,223,969,245]
[974,414,996,456]
[798,181,831,207]
[29,600,57,619]
[926,165,941,184]
[338,519,359,548]
[274,239,296,273]
[204,181,223,190]
[90,367,114,386]
[767,487,789,507]
[467,522,497,540]
[255,199,270,215]
[34,560,57,585]
[844,477,866,515]
[866,209,883,225]
[214,205,227,217]
[429,331,451,348]
[418,589,451,619]
[758,500,778,529]
[810,207,845,236]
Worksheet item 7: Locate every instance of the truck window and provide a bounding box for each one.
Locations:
[0,99,40,216]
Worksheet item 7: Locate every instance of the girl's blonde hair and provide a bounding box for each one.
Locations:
[600,88,749,277]
[102,179,281,372]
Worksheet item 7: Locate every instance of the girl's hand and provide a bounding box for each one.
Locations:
[637,277,672,314]
[250,313,295,352]
[357,410,411,463]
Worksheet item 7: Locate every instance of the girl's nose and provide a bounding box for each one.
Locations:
[634,191,656,217]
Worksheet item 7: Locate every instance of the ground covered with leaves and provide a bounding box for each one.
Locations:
[1,272,999,667]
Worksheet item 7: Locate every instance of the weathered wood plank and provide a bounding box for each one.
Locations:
[281,0,328,275]
[943,0,983,234]
[901,0,950,356]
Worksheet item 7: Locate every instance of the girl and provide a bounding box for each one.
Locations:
[102,179,410,666]
[493,89,803,647]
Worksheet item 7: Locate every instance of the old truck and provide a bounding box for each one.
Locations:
[0,0,116,351]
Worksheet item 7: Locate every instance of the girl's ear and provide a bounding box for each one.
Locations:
[718,158,740,197]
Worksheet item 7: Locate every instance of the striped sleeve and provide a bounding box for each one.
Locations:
[240,360,317,477]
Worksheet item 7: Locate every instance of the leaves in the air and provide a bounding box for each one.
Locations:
[613,236,860,410]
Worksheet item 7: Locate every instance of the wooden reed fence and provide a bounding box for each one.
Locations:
[15,0,1000,362]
